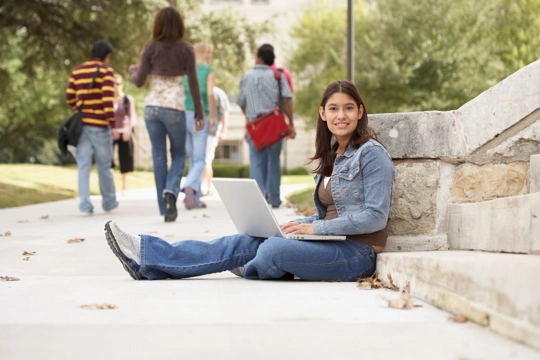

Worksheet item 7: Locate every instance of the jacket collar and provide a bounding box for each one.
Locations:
[254,64,270,70]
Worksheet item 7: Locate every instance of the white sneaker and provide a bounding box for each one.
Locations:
[108,221,141,264]
[230,266,245,278]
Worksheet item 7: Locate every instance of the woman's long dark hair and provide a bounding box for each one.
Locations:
[308,80,376,176]
[152,7,185,42]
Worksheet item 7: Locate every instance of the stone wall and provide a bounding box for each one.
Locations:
[371,59,540,250]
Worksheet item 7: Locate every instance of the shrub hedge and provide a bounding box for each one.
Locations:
[183,163,309,178]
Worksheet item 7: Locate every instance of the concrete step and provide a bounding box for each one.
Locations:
[376,250,540,351]
[531,153,540,193]
[447,192,540,254]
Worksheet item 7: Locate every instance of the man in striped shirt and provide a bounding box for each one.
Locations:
[65,40,119,216]
[237,44,295,208]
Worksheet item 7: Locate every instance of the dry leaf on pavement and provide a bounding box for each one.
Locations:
[377,293,418,310]
[387,273,399,291]
[0,276,20,281]
[377,282,422,309]
[40,215,49,219]
[448,315,468,323]
[79,303,118,310]
[202,214,210,218]
[23,257,30,261]
[3,231,12,236]
[22,251,36,256]
[402,282,411,294]
[67,238,85,243]
[17,220,29,223]
[357,275,399,291]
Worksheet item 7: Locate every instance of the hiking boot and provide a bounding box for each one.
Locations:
[164,193,178,222]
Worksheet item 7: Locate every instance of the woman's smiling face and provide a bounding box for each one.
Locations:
[319,92,364,142]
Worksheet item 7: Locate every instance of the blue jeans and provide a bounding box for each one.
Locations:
[145,106,187,215]
[136,234,376,281]
[75,126,118,212]
[248,135,283,207]
[183,111,209,205]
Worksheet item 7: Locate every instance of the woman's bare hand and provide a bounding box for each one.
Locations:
[280,222,315,235]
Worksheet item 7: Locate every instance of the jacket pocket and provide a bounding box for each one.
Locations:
[337,165,361,197]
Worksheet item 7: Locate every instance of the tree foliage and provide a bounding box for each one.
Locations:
[0,0,271,163]
[288,0,540,124]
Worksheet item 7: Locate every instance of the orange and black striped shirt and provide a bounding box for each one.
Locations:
[65,59,116,129]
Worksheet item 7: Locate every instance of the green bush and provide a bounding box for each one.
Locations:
[212,163,251,178]
[283,166,309,175]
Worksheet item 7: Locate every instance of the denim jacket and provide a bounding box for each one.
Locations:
[293,139,395,236]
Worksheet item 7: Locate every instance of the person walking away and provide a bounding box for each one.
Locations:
[111,74,137,196]
[103,80,395,281]
[200,86,230,196]
[128,6,204,222]
[182,42,216,209]
[65,39,119,216]
[238,45,295,208]
[258,44,294,204]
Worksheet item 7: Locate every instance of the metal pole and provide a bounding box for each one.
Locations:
[347,0,354,82]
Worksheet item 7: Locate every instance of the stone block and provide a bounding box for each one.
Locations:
[370,111,465,160]
[531,154,540,193]
[384,234,448,252]
[451,162,528,203]
[481,119,540,163]
[447,192,540,253]
[457,59,540,154]
[530,204,540,256]
[389,160,439,236]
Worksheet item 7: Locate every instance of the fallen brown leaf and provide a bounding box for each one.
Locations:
[377,293,418,310]
[357,276,399,291]
[17,220,29,223]
[164,234,173,237]
[23,257,30,261]
[387,273,399,291]
[67,237,85,243]
[40,215,49,219]
[202,214,210,218]
[22,251,36,256]
[79,303,118,310]
[448,315,468,323]
[4,231,12,236]
[0,276,20,281]
[402,282,411,295]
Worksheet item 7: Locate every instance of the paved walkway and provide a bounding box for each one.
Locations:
[0,186,538,359]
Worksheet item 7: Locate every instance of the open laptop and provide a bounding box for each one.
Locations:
[212,178,346,241]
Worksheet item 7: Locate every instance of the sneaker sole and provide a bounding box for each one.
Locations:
[104,221,145,280]
[183,187,197,210]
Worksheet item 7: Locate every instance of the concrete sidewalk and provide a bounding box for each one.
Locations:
[0,186,538,359]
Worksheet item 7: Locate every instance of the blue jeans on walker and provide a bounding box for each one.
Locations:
[183,111,209,205]
[145,106,187,216]
[137,234,376,281]
[76,126,117,213]
[248,135,283,207]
